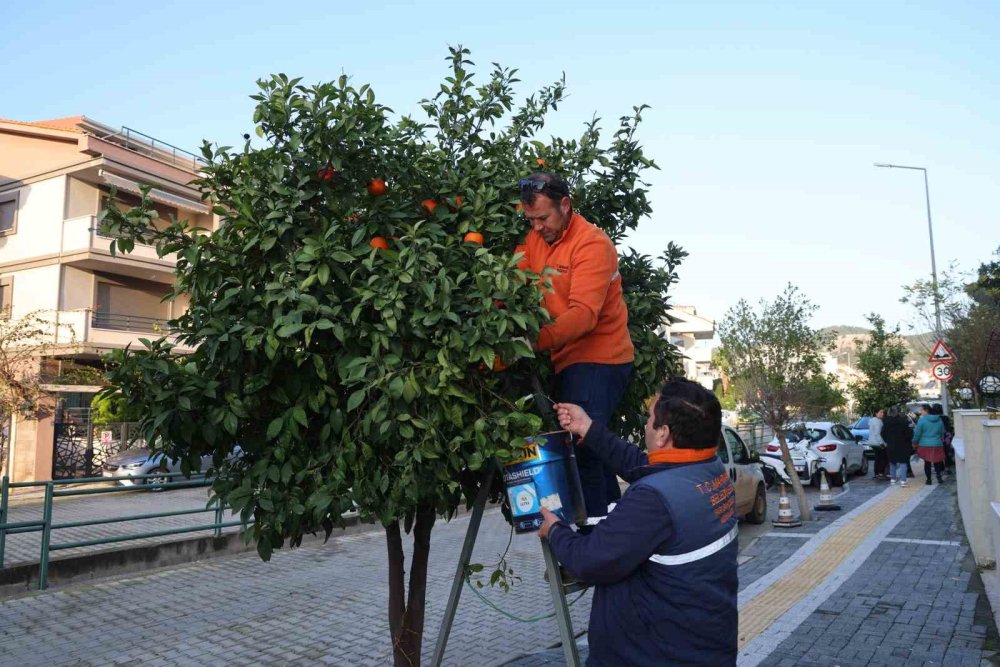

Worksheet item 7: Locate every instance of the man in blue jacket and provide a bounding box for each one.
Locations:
[539,377,737,666]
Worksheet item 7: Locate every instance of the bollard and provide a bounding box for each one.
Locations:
[771,483,802,528]
[813,470,841,512]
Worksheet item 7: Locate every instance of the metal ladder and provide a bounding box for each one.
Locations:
[430,464,583,667]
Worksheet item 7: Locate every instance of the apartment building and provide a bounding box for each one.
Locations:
[0,116,214,482]
[663,305,717,390]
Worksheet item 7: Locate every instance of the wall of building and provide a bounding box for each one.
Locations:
[6,264,61,320]
[0,133,81,186]
[65,177,99,219]
[60,266,95,311]
[0,177,66,264]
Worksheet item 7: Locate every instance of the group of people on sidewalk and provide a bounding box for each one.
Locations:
[867,403,954,487]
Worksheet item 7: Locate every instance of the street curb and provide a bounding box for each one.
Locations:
[0,511,380,600]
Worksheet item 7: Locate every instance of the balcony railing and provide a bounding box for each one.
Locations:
[91,313,168,334]
[96,126,208,172]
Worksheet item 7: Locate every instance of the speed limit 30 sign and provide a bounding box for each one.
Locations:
[932,363,954,382]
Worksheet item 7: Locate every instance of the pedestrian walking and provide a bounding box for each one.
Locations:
[931,404,956,470]
[913,403,946,485]
[869,409,888,480]
[883,407,912,487]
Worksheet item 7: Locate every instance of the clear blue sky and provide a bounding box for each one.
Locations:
[4,0,998,331]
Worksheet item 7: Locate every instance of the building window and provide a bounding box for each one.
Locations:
[0,192,18,236]
[0,277,11,318]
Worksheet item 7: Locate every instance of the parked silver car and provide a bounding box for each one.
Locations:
[102,447,214,487]
[765,422,867,487]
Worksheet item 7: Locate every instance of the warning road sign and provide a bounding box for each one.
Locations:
[928,339,956,364]
[932,363,954,382]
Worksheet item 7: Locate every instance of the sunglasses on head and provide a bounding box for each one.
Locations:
[519,178,568,198]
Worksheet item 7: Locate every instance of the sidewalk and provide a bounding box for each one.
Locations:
[506,476,1000,666]
[1,476,997,665]
[0,507,590,666]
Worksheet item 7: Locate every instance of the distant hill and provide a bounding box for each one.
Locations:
[819,325,869,337]
[820,326,935,369]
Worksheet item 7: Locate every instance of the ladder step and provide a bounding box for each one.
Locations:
[562,580,590,595]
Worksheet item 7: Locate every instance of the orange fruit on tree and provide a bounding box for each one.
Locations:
[367,178,387,196]
[454,195,463,208]
[463,232,484,245]
[420,198,438,215]
[369,236,389,251]
[514,202,522,212]
[318,166,336,182]
[535,158,546,167]
[493,356,508,372]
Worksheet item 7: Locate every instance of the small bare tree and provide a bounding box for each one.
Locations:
[0,311,76,419]
[717,285,833,522]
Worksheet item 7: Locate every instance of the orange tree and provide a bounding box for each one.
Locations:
[100,47,684,666]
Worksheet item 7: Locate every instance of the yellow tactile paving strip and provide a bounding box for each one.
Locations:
[738,484,920,648]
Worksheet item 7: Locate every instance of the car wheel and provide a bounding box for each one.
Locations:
[831,461,847,487]
[746,483,768,524]
[859,455,869,476]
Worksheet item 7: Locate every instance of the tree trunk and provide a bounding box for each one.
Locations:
[777,429,812,521]
[385,507,437,667]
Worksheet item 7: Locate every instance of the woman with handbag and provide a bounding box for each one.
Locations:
[913,404,946,485]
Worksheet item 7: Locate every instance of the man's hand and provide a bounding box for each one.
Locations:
[538,507,560,540]
[554,403,593,439]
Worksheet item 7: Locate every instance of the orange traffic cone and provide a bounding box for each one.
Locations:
[814,469,841,512]
[771,483,802,528]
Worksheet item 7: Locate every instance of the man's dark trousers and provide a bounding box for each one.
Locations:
[556,362,633,521]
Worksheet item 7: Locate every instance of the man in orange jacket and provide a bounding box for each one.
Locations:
[516,172,635,526]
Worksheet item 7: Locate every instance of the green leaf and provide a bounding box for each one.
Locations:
[266,417,284,440]
[347,390,366,412]
[277,323,306,338]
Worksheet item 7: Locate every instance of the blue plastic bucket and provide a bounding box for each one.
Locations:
[502,431,586,533]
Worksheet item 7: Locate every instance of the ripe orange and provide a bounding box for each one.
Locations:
[535,158,546,167]
[318,166,336,182]
[367,178,387,196]
[493,356,508,372]
[454,195,463,208]
[369,236,389,251]
[463,232,484,245]
[421,198,438,215]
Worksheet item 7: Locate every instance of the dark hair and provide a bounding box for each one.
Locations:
[930,403,943,415]
[651,377,722,449]
[519,172,571,207]
[920,403,932,414]
[888,406,900,418]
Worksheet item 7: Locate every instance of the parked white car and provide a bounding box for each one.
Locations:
[764,422,867,487]
[718,425,768,524]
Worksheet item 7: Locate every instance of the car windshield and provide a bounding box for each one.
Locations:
[851,417,869,429]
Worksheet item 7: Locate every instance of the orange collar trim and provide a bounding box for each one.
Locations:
[648,448,718,465]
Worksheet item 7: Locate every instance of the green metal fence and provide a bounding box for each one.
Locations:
[735,423,775,452]
[0,472,241,590]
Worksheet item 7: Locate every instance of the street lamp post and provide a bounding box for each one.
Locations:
[875,162,950,416]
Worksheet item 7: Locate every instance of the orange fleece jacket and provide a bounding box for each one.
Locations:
[515,212,634,373]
